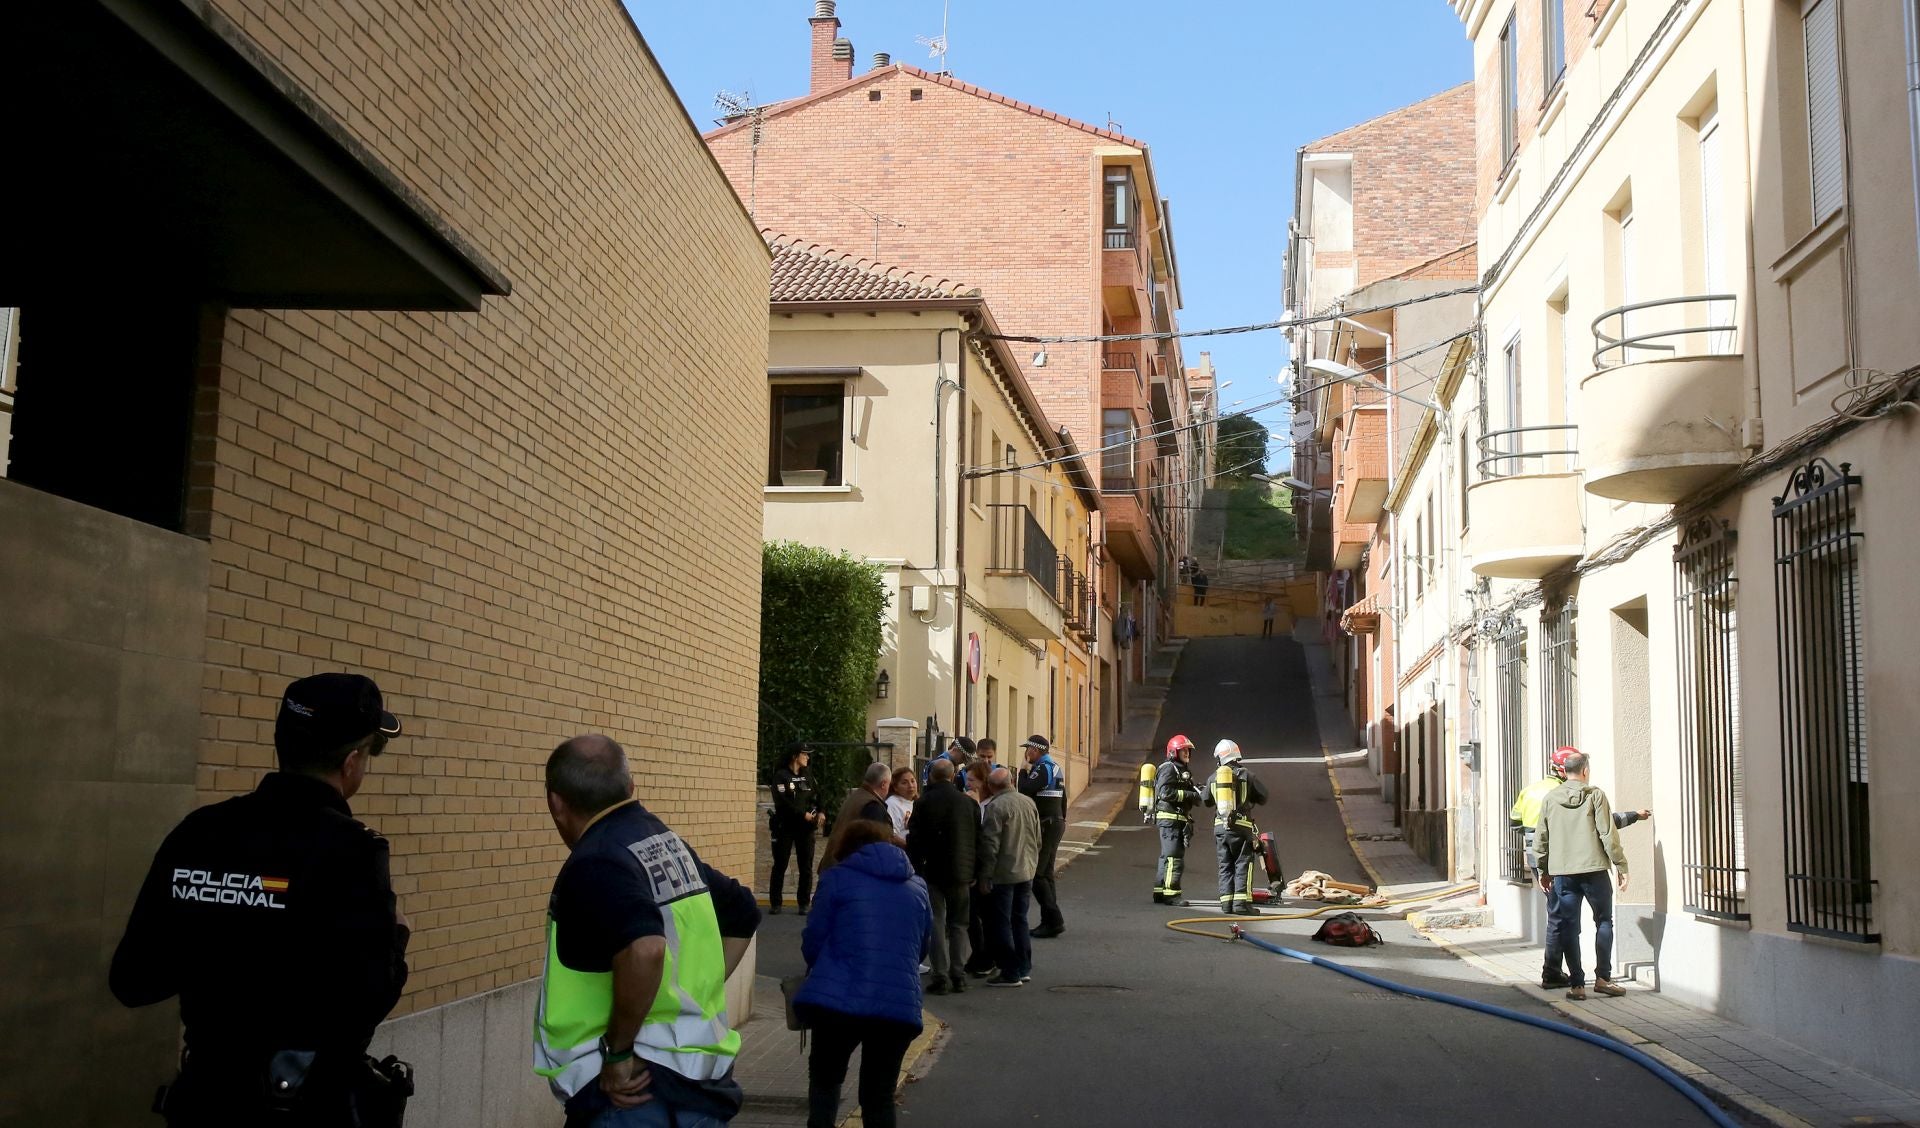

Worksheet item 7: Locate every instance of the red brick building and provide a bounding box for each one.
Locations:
[706,0,1198,742]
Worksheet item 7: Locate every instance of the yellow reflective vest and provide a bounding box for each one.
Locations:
[1509,775,1564,829]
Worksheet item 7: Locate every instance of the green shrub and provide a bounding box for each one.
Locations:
[758,541,889,803]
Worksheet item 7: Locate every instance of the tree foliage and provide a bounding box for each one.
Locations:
[1215,414,1270,478]
[758,541,890,802]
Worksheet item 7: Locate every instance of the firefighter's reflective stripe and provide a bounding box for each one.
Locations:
[1154,810,1190,823]
[533,895,740,1100]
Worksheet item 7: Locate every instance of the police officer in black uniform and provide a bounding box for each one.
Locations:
[111,672,411,1126]
[767,742,824,914]
[1018,735,1068,937]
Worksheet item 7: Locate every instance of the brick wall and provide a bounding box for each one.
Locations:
[196,0,770,1014]
[707,68,1109,446]
[1474,0,1599,210]
[1306,83,1478,290]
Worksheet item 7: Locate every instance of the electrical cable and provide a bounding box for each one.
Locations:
[982,285,1481,345]
[969,329,1473,480]
[1203,927,1742,1128]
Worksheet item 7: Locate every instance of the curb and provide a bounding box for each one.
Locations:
[1322,741,1390,889]
[1055,783,1136,875]
[1415,928,1811,1128]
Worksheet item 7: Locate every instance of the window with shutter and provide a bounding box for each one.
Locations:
[1803,0,1846,221]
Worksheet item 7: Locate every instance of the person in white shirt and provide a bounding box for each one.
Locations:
[886,767,918,840]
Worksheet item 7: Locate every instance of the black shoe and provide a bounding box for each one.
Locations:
[927,977,951,996]
[950,975,968,994]
[797,905,809,917]
[768,905,782,915]
[1152,893,1172,905]
[1237,903,1261,916]
[968,965,998,979]
[986,975,1023,988]
[1541,972,1571,989]
[1032,925,1064,939]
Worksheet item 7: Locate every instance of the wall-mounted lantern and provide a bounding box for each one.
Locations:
[875,670,890,700]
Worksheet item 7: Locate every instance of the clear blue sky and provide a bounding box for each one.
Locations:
[634,0,1470,461]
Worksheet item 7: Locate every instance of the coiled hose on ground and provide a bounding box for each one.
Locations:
[1163,901,1741,1128]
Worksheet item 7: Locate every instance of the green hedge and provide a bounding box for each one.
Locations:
[758,541,889,803]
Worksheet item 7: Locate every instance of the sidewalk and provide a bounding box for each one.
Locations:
[1305,650,1920,1128]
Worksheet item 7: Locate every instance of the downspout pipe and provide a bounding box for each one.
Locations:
[950,327,970,734]
[1906,0,1920,282]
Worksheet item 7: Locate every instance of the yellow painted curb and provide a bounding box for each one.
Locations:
[839,1010,947,1128]
[1322,745,1389,888]
[1414,927,1815,1128]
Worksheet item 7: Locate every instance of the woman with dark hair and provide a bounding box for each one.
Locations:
[794,819,932,1128]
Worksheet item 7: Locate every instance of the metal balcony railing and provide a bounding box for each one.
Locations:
[986,504,1058,594]
[1102,348,1139,373]
[1059,557,1083,626]
[1477,424,1580,480]
[1104,228,1135,250]
[1591,294,1738,370]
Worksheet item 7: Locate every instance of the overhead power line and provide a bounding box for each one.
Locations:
[966,329,1474,480]
[981,285,1480,345]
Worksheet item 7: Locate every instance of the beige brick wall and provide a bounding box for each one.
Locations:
[194,0,770,1015]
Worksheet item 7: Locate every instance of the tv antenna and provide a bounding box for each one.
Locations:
[1106,113,1124,133]
[714,88,767,218]
[831,193,907,258]
[915,0,950,73]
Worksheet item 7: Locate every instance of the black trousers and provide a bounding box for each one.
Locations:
[805,1011,919,1128]
[1155,819,1191,896]
[1032,815,1066,929]
[1216,823,1256,907]
[770,825,815,910]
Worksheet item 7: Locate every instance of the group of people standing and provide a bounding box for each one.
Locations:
[764,733,1070,1126]
[1144,733,1269,913]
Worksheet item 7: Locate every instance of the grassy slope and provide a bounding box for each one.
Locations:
[1219,478,1301,560]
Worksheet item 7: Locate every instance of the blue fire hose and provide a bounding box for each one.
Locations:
[1228,925,1741,1128]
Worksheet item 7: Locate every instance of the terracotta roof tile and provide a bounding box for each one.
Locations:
[766,231,979,303]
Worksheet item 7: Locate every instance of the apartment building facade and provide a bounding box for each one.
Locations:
[0,3,769,1124]
[760,234,1104,797]
[1283,85,1478,830]
[1454,0,1920,1090]
[705,1,1196,749]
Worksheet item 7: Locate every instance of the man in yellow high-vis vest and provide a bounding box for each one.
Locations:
[537,735,761,1127]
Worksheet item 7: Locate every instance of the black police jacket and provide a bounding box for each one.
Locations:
[770,766,820,832]
[110,772,410,1065]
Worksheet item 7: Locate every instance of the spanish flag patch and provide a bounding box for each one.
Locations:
[261,877,290,893]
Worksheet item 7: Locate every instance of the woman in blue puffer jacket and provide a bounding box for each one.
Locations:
[795,818,933,1128]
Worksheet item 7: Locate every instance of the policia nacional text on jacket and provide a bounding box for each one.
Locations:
[110,673,411,1126]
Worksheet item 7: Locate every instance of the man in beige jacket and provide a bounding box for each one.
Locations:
[1534,750,1631,1001]
[976,767,1040,988]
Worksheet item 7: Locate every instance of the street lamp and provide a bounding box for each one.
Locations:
[1304,358,1451,425]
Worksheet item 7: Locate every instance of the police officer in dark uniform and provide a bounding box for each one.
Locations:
[110,673,412,1126]
[768,742,824,914]
[1018,735,1068,938]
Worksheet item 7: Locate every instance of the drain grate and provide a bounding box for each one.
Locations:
[1349,991,1413,1002]
[1046,984,1132,995]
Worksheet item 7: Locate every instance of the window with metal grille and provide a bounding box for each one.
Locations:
[1772,458,1874,942]
[1497,626,1530,882]
[1540,595,1577,757]
[1674,516,1747,920]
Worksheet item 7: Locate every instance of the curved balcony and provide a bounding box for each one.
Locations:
[1464,426,1584,580]
[1580,295,1745,503]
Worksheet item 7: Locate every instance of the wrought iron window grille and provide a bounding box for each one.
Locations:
[1772,458,1875,943]
[1674,516,1748,920]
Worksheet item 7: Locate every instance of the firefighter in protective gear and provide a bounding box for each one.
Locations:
[1151,735,1203,903]
[1212,739,1268,915]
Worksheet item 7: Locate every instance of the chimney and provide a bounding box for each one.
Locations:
[871,52,891,71]
[809,1,843,93]
[831,37,855,85]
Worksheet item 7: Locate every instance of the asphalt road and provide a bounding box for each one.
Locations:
[756,637,1716,1126]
